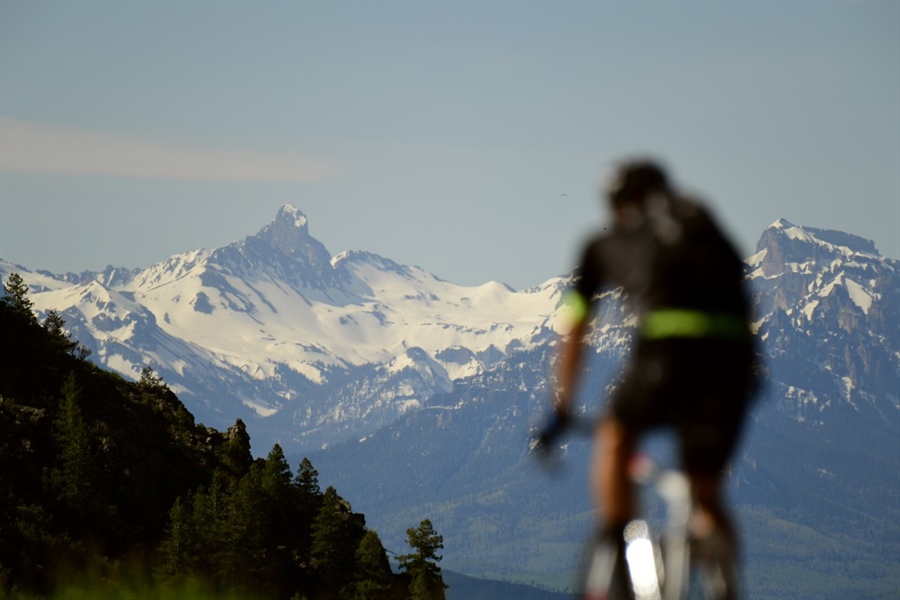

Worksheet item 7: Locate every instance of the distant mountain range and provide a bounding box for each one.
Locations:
[307,217,899,596]
[3,207,898,597]
[3,205,572,452]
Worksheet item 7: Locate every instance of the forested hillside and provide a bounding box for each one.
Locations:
[0,273,446,600]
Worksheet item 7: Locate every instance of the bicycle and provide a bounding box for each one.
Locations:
[531,419,739,600]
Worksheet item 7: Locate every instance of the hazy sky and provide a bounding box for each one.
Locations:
[1,1,897,289]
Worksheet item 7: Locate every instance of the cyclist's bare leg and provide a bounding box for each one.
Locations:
[583,418,639,598]
[593,417,637,527]
[689,472,740,599]
[689,473,736,548]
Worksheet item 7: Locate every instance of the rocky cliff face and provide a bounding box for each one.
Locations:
[747,218,898,427]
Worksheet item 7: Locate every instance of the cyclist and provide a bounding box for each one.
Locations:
[540,158,757,598]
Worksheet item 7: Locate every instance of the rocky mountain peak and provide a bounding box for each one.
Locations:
[754,219,881,279]
[207,205,335,284]
[255,205,321,258]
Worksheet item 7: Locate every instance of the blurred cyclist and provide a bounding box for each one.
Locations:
[539,158,757,598]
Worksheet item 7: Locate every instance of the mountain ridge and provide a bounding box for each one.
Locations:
[2,207,896,453]
[3,206,898,595]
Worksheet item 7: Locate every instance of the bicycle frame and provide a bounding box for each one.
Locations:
[581,455,691,600]
[533,421,737,599]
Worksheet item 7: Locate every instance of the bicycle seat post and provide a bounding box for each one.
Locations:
[658,471,691,600]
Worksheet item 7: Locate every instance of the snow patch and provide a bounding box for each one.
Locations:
[844,278,873,314]
[397,399,422,412]
[745,247,767,268]
[387,351,421,376]
[279,204,308,229]
[768,218,794,230]
[783,225,816,244]
[105,355,138,380]
[242,399,279,417]
[749,317,767,334]
[292,362,324,384]
[801,300,819,321]
[841,376,857,409]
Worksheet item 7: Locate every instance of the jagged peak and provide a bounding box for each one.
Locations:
[758,219,879,257]
[767,218,795,230]
[258,204,313,241]
[385,346,452,388]
[239,205,331,264]
[275,204,309,230]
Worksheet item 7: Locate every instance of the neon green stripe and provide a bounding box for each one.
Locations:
[562,289,590,324]
[641,309,747,339]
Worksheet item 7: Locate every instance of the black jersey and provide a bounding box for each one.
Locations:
[573,195,756,472]
[573,195,750,323]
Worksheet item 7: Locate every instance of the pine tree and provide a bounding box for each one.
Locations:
[188,476,224,578]
[1,278,75,402]
[350,530,393,600]
[52,372,96,522]
[42,310,79,357]
[160,496,195,578]
[398,519,447,600]
[294,457,324,566]
[218,464,265,593]
[139,366,168,392]
[262,444,293,497]
[311,487,359,597]
[261,444,296,550]
[1,272,35,323]
[296,457,321,499]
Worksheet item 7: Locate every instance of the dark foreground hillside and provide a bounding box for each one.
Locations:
[0,276,444,600]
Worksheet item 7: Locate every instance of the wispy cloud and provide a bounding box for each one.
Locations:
[0,118,334,182]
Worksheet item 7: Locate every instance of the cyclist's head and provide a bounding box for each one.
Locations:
[604,159,670,210]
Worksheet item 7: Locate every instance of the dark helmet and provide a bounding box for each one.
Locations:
[605,159,670,208]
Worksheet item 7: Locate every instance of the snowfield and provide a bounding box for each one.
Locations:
[3,207,896,451]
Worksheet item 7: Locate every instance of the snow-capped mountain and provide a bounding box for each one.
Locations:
[1,205,575,449]
[3,209,896,455]
[747,218,899,427]
[4,208,897,594]
[307,218,899,594]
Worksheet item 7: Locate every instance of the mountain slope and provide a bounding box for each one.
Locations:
[748,219,898,424]
[3,210,897,596]
[308,219,899,596]
[2,205,573,451]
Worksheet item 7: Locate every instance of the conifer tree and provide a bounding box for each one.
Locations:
[294,456,323,564]
[42,310,79,357]
[160,496,195,578]
[52,372,96,521]
[188,475,225,577]
[1,272,35,323]
[311,487,359,597]
[139,366,168,392]
[351,530,393,600]
[263,443,293,496]
[296,457,322,498]
[262,443,296,550]
[217,464,264,592]
[399,519,447,600]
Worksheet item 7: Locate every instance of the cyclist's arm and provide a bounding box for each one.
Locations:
[554,238,604,416]
[554,291,591,417]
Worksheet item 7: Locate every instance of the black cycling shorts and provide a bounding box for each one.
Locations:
[609,337,755,475]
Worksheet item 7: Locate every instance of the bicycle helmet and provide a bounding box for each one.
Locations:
[605,159,670,208]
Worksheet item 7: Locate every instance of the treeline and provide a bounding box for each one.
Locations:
[0,273,446,599]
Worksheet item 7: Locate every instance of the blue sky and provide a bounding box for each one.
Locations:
[1,1,897,289]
